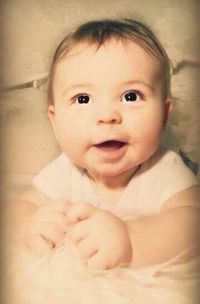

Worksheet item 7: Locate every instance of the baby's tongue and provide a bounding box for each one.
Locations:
[96,140,124,150]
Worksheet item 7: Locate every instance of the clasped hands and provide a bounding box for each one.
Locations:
[25,200,132,270]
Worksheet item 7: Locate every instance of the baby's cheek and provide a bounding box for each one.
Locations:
[134,118,164,155]
[140,111,164,138]
[147,122,163,137]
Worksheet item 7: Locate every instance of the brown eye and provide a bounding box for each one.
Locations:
[121,91,141,103]
[76,94,92,104]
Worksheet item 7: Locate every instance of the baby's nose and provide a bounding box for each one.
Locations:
[96,105,122,124]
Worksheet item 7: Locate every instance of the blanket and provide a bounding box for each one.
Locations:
[6,236,200,304]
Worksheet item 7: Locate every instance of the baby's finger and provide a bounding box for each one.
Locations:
[46,200,73,215]
[30,222,66,245]
[28,234,53,255]
[42,223,66,245]
[67,220,91,243]
[43,211,68,231]
[86,252,108,271]
[76,236,97,260]
[67,203,95,224]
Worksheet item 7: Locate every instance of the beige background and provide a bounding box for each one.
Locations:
[0,0,199,200]
[1,0,199,86]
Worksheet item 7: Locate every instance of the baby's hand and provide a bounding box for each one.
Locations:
[25,200,72,255]
[66,203,132,270]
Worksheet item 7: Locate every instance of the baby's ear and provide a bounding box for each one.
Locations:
[48,105,58,139]
[163,98,172,128]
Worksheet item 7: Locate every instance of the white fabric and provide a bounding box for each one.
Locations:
[33,146,198,219]
[8,238,200,304]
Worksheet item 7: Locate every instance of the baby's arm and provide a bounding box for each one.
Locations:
[9,187,71,254]
[66,185,200,269]
[127,185,200,266]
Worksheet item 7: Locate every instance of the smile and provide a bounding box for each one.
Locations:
[92,140,128,160]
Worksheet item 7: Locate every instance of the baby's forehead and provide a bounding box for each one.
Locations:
[61,40,161,73]
[59,36,153,56]
[56,37,162,70]
[54,38,163,92]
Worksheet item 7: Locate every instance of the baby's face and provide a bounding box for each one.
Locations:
[49,39,170,182]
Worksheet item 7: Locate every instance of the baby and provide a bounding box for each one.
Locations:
[14,18,200,270]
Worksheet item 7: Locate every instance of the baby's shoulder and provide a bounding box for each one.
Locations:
[139,146,180,176]
[17,186,49,207]
[138,146,198,195]
[37,153,73,174]
[17,154,72,206]
[151,146,180,162]
[147,146,190,171]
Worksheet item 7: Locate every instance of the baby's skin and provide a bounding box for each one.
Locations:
[22,185,200,270]
[25,200,132,270]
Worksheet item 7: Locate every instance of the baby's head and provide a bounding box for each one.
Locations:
[48,19,172,183]
[48,19,172,105]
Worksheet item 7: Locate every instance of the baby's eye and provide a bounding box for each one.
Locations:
[74,94,93,104]
[121,91,142,103]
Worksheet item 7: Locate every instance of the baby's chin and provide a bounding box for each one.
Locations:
[85,165,138,185]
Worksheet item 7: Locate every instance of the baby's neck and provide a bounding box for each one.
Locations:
[88,166,139,203]
[91,166,139,188]
[93,182,124,204]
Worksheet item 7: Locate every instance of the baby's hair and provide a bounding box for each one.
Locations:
[48,18,172,105]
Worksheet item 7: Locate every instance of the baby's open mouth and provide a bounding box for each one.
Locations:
[94,140,127,151]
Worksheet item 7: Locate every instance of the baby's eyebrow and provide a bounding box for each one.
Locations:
[62,80,155,97]
[62,83,93,96]
[121,80,155,92]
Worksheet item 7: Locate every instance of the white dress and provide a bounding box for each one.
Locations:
[33,146,198,219]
